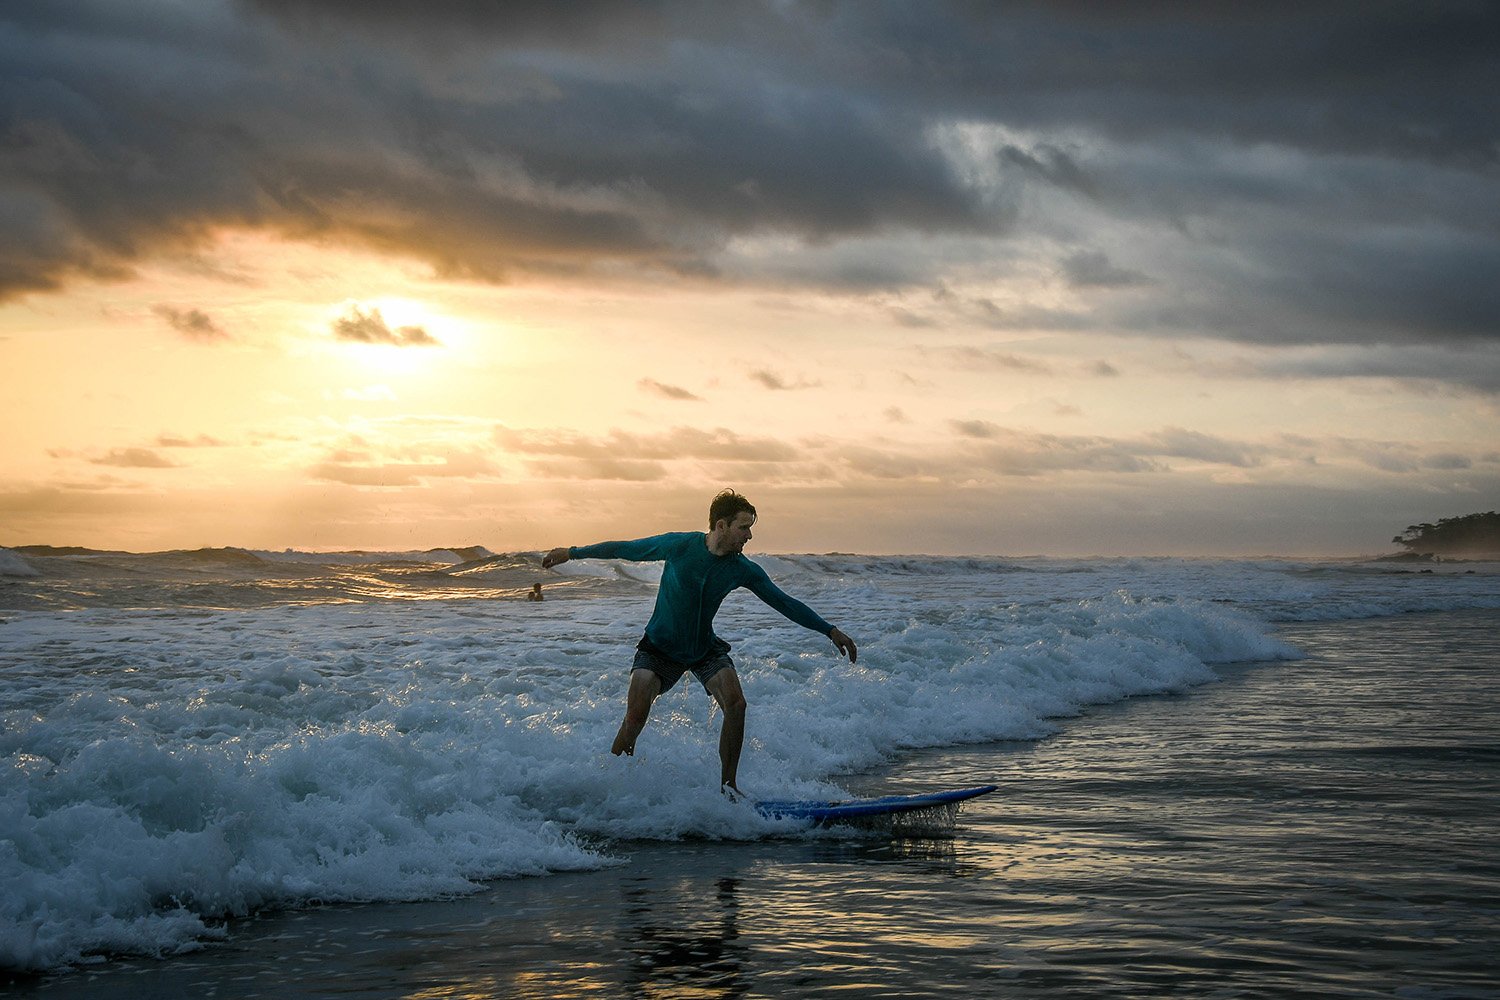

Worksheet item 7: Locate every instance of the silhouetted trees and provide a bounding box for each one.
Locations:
[1392,511,1500,556]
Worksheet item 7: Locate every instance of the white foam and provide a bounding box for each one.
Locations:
[0,549,39,577]
[555,554,664,586]
[3,551,1497,970]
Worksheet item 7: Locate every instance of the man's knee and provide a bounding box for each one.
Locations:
[705,667,746,715]
[624,669,659,712]
[628,668,662,699]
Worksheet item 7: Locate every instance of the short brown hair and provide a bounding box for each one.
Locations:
[708,489,756,528]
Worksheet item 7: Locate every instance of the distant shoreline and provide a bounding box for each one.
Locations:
[10,543,1500,563]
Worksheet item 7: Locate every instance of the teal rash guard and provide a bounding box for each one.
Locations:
[569,531,834,664]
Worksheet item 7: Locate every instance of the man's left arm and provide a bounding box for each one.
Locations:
[744,566,858,664]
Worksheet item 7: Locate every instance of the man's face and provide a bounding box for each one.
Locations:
[721,512,755,553]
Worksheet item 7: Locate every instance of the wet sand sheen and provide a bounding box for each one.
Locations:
[15,609,1499,999]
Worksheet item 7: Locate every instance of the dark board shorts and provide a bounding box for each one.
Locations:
[632,635,733,693]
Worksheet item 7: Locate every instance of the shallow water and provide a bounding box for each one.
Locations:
[13,608,1497,999]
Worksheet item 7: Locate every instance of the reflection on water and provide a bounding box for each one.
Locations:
[623,876,748,999]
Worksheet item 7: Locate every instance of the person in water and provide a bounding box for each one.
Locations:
[542,489,857,796]
[527,582,544,602]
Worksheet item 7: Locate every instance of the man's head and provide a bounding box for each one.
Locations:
[708,489,756,530]
[708,489,756,555]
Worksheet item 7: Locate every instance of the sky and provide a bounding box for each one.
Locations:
[2,1,1498,557]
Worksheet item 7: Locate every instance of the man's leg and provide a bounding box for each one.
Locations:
[612,668,662,756]
[704,667,748,793]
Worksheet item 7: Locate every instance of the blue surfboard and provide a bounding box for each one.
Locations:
[754,784,997,823]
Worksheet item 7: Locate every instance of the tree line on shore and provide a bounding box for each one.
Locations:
[1391,511,1500,557]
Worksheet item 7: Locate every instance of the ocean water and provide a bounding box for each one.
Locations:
[2,545,1498,992]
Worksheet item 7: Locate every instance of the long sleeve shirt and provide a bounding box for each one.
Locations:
[569,531,834,663]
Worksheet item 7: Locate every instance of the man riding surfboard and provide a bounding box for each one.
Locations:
[542,489,857,796]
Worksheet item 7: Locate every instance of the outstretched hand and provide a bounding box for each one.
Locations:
[542,547,570,569]
[829,627,858,664]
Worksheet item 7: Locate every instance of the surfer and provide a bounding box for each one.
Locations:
[542,489,857,797]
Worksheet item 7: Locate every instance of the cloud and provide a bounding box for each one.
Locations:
[941,422,1163,475]
[524,458,668,482]
[1142,427,1263,469]
[749,369,820,391]
[153,305,229,342]
[1424,453,1471,471]
[951,419,999,440]
[491,422,816,483]
[1248,343,1500,395]
[927,423,1489,481]
[331,306,439,346]
[1,1,1496,372]
[928,346,1054,374]
[967,431,1162,477]
[889,306,938,328]
[966,297,1091,333]
[999,143,1099,199]
[310,448,497,487]
[1060,250,1148,289]
[87,447,178,469]
[1309,436,1490,475]
[495,424,797,464]
[155,433,227,448]
[638,378,701,401]
[8,468,1498,557]
[490,418,1389,487]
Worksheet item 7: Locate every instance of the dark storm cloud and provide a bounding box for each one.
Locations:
[1061,251,1148,290]
[1201,343,1500,395]
[3,1,1498,361]
[244,0,690,55]
[999,144,1099,200]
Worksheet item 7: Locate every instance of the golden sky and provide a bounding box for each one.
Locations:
[3,3,1497,556]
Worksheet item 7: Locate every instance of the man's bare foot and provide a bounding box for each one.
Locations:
[721,782,745,802]
[611,732,635,756]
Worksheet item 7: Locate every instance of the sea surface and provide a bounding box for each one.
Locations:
[2,545,1498,996]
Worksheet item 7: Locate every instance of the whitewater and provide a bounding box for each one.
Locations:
[2,545,1498,972]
